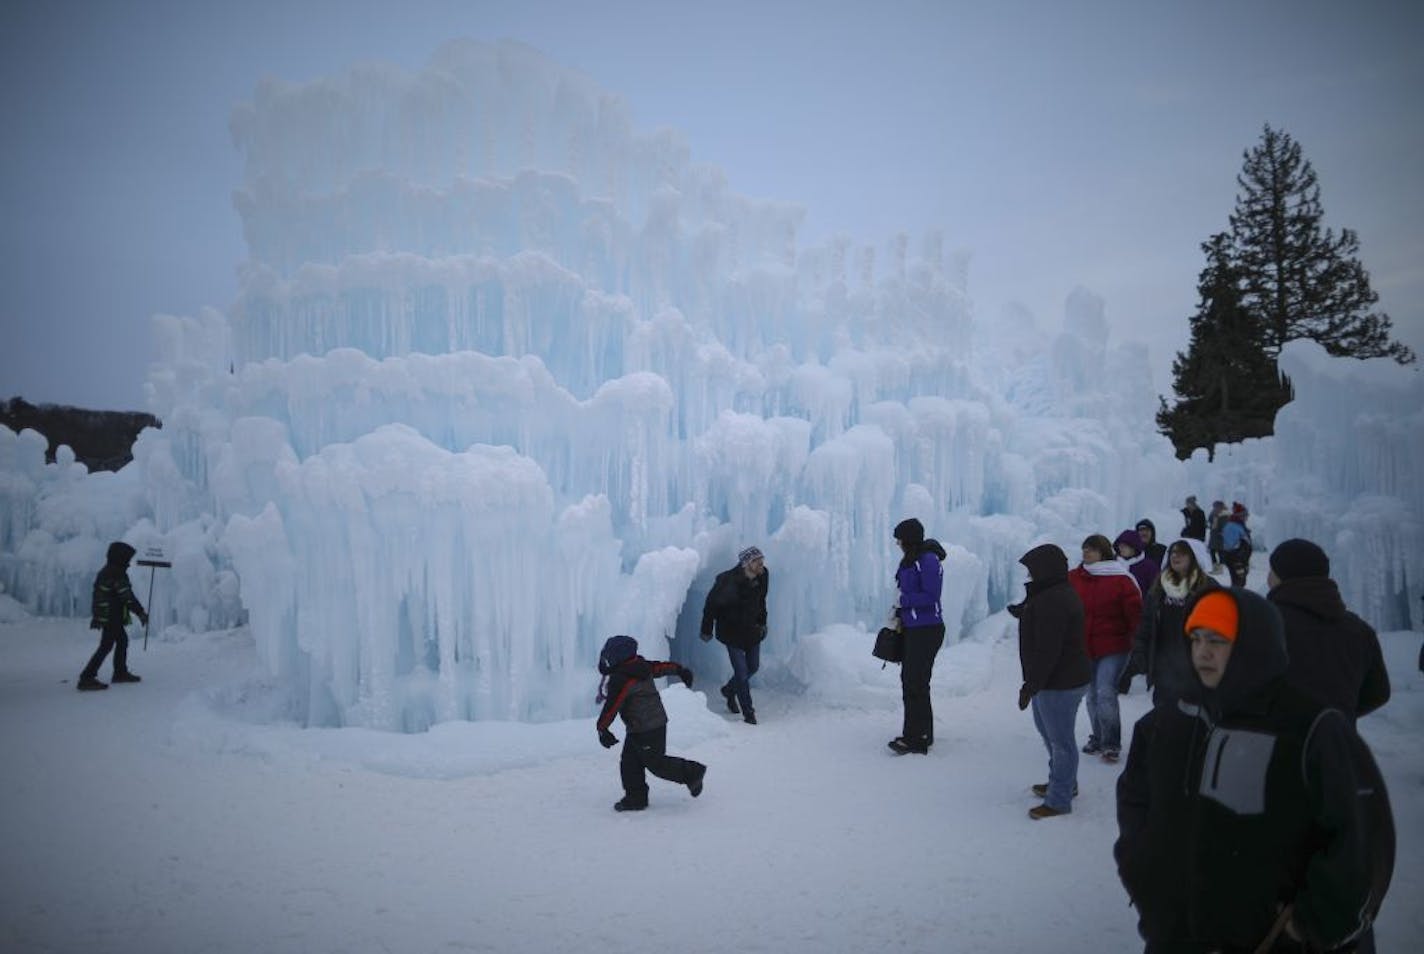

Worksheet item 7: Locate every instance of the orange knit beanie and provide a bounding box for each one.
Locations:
[1184,591,1239,641]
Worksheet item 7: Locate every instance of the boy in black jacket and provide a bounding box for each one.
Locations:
[595,635,706,812]
[77,541,149,691]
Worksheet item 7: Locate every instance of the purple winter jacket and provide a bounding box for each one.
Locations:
[1114,529,1159,594]
[896,539,947,629]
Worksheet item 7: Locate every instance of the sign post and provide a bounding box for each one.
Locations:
[135,544,171,651]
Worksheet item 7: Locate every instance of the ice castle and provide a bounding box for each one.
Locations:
[1,40,1417,730]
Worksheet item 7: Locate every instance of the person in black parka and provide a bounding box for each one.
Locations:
[595,635,706,812]
[1115,588,1395,952]
[1267,538,1390,723]
[700,546,770,724]
[77,541,149,690]
[1011,543,1091,819]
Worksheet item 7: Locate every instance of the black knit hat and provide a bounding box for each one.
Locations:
[1269,538,1330,581]
[893,518,925,545]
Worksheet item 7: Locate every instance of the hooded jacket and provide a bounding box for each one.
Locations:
[1134,519,1168,565]
[1115,588,1394,952]
[90,541,146,630]
[1015,544,1091,696]
[1115,529,1161,594]
[1069,560,1143,659]
[895,538,947,630]
[1269,576,1391,722]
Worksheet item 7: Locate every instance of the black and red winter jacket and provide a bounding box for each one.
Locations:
[597,657,684,734]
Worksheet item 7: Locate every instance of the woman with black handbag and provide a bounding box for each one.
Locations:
[888,518,947,755]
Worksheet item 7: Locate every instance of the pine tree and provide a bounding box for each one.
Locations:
[1229,125,1414,363]
[1158,234,1292,460]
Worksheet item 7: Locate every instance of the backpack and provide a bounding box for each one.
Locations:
[598,635,638,675]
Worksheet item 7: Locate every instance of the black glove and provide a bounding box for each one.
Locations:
[138,612,149,627]
[678,667,694,689]
[699,631,713,642]
[1116,667,1134,695]
[599,728,618,749]
[89,619,101,630]
[1006,602,1023,619]
[1017,686,1033,711]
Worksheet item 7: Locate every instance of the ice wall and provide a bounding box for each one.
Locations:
[1186,340,1423,630]
[1,40,1186,729]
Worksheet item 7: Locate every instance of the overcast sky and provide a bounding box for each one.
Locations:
[3,0,1421,411]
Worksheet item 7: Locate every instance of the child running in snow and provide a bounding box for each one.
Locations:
[595,635,707,812]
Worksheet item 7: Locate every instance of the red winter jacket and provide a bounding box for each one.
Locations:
[1069,565,1143,660]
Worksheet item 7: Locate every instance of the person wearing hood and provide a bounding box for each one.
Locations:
[1267,538,1390,723]
[887,518,947,755]
[1134,519,1168,565]
[1114,588,1395,953]
[1119,537,1218,708]
[1115,529,1161,594]
[1011,544,1091,819]
[1069,534,1143,763]
[77,541,150,691]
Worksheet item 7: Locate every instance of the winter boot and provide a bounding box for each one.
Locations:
[1028,803,1069,820]
[111,672,142,684]
[720,684,740,714]
[76,676,108,692]
[1100,748,1120,764]
[742,709,757,725]
[888,736,929,755]
[1081,738,1102,756]
[1032,782,1079,798]
[687,764,706,798]
[613,796,648,812]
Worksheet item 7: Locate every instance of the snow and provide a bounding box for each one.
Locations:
[3,563,1420,953]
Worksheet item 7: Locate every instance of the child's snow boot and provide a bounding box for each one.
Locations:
[76,676,108,691]
[613,796,648,812]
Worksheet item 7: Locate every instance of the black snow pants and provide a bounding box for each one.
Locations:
[81,623,130,680]
[619,725,703,804]
[900,622,946,745]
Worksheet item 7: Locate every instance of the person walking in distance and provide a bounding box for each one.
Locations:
[77,541,149,691]
[1221,503,1253,588]
[700,546,769,724]
[888,518,947,755]
[1180,496,1207,542]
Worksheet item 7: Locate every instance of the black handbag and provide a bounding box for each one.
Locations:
[872,626,904,664]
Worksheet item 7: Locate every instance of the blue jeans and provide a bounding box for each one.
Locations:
[724,643,761,715]
[1031,685,1086,811]
[1085,653,1127,752]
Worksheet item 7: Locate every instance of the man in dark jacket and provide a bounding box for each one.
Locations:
[1180,496,1207,541]
[1267,538,1390,723]
[78,541,149,691]
[1134,519,1168,565]
[700,546,769,724]
[596,635,705,812]
[1115,588,1394,952]
[1012,543,1091,819]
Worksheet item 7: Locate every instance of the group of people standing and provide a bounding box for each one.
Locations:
[1012,507,1396,952]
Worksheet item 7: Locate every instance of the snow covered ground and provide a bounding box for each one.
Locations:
[3,569,1420,954]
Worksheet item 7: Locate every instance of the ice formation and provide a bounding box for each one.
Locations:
[1,40,1416,729]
